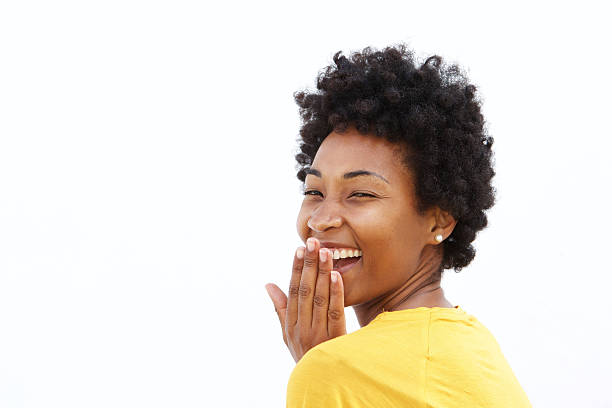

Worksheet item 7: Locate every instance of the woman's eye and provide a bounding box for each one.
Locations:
[351,192,376,198]
[303,190,323,197]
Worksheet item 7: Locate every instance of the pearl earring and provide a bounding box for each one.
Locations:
[435,234,443,243]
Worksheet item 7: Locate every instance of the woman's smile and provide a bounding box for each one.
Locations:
[317,241,362,273]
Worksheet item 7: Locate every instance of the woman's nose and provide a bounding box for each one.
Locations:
[307,207,343,232]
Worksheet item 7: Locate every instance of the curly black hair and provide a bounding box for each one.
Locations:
[293,44,496,279]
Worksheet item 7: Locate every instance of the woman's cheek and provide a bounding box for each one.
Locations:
[354,211,394,272]
[296,203,309,242]
[352,208,388,239]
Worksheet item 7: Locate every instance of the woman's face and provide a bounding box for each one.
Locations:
[296,126,439,307]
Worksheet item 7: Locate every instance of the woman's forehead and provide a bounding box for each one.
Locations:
[311,130,408,177]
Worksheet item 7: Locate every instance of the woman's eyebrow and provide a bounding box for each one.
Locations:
[305,168,389,184]
[304,168,322,177]
[345,170,390,184]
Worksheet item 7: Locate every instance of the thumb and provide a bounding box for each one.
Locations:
[266,283,287,313]
[265,283,288,344]
[265,283,287,320]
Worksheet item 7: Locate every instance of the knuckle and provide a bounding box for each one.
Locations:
[328,309,342,321]
[289,284,300,296]
[292,263,302,274]
[302,257,317,268]
[298,285,312,298]
[313,294,327,307]
[317,266,330,275]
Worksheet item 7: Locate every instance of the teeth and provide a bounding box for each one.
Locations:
[327,248,362,260]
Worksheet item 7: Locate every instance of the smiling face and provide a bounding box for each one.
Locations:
[296,126,442,307]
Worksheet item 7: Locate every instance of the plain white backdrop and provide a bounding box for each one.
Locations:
[1,1,611,407]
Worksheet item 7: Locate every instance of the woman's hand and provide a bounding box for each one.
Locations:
[265,237,347,363]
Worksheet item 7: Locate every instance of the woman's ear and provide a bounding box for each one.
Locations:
[428,207,457,244]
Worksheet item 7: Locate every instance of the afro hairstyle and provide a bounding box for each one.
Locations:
[293,44,496,279]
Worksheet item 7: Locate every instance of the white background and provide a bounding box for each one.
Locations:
[1,1,611,407]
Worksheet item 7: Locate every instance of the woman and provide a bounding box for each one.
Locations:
[265,44,531,407]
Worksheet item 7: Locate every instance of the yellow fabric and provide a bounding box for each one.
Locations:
[286,306,531,407]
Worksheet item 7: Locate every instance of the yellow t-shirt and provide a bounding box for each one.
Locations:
[286,306,531,407]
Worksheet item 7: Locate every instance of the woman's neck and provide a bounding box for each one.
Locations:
[352,281,452,327]
[352,246,453,327]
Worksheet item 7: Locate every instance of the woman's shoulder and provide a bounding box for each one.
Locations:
[290,306,511,381]
[286,341,348,406]
[287,309,531,407]
[287,327,380,387]
[292,327,370,371]
[289,314,433,382]
[294,306,475,367]
[286,317,449,407]
[286,332,385,407]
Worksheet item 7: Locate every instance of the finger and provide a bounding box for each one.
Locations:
[312,248,332,330]
[265,283,288,345]
[286,246,305,328]
[298,237,320,329]
[328,271,347,338]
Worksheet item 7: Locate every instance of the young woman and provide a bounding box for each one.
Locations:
[265,44,531,407]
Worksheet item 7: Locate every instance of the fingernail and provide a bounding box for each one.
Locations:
[319,248,327,262]
[331,271,338,283]
[296,247,304,259]
[307,238,315,252]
